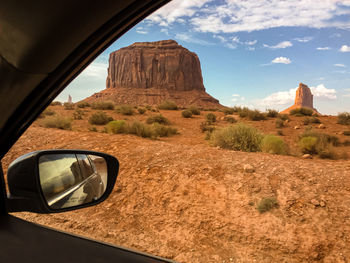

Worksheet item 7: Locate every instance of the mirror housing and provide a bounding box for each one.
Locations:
[6,150,119,213]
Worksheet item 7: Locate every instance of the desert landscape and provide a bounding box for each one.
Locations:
[2,40,350,262]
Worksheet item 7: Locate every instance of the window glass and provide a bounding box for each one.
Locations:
[3,1,350,262]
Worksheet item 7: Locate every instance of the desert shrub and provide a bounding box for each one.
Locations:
[105,120,127,134]
[137,107,146,114]
[206,113,217,124]
[43,108,55,116]
[318,148,337,159]
[50,101,62,106]
[223,107,235,115]
[115,105,134,115]
[73,109,84,120]
[92,101,114,110]
[275,119,285,128]
[277,114,289,121]
[300,131,340,147]
[88,126,97,132]
[77,101,90,108]
[188,106,200,115]
[224,116,237,123]
[63,102,74,110]
[158,100,178,110]
[261,135,289,155]
[238,108,250,118]
[200,122,215,133]
[247,110,266,121]
[146,114,170,125]
[232,106,246,113]
[277,129,283,136]
[290,107,313,116]
[210,124,263,152]
[237,108,266,121]
[127,121,156,138]
[299,136,318,154]
[343,131,350,136]
[41,116,72,130]
[303,117,321,125]
[182,110,192,118]
[343,140,350,146]
[89,111,113,125]
[152,123,177,137]
[203,108,219,112]
[266,109,279,118]
[299,131,339,159]
[145,105,152,110]
[257,197,279,213]
[337,112,350,125]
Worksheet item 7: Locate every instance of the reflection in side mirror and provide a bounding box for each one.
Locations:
[7,150,119,214]
[39,154,108,209]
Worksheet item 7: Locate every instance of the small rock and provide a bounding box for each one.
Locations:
[243,164,255,173]
[294,125,300,130]
[284,119,289,124]
[302,154,313,159]
[311,199,320,206]
[320,201,326,207]
[318,124,325,129]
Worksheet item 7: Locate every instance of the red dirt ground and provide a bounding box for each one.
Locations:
[2,106,350,262]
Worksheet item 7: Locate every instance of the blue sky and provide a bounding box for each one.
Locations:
[58,0,350,115]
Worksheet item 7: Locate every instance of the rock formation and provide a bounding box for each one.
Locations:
[84,40,221,108]
[280,83,319,114]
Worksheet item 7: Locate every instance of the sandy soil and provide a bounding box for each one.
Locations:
[2,107,350,262]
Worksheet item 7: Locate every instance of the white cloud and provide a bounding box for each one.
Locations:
[340,45,350,52]
[259,88,297,107]
[214,35,239,49]
[160,28,169,35]
[263,41,293,49]
[294,37,313,43]
[258,84,337,108]
[147,0,212,26]
[175,33,213,46]
[231,94,245,102]
[189,0,350,33]
[334,64,346,67]
[82,62,108,79]
[317,47,331,50]
[310,84,337,100]
[330,33,341,38]
[271,57,291,64]
[245,40,257,45]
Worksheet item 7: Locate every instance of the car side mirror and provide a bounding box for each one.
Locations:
[6,150,119,213]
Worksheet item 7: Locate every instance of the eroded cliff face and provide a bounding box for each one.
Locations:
[281,83,319,114]
[295,83,313,108]
[106,40,205,92]
[85,40,221,108]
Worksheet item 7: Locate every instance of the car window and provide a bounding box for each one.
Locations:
[3,1,350,262]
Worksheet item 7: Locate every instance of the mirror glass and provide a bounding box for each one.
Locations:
[38,153,108,209]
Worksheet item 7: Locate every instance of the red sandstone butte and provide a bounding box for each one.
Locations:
[84,40,221,108]
[280,83,319,114]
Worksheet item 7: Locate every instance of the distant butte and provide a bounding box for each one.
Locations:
[84,40,222,108]
[280,83,319,114]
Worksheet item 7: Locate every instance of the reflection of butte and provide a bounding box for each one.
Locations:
[280,83,319,114]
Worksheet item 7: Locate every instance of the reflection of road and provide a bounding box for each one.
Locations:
[60,185,87,208]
